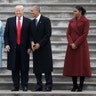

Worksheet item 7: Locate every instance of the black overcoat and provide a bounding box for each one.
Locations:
[4,16,31,71]
[30,15,53,73]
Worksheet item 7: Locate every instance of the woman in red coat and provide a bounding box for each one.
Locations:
[63,5,91,92]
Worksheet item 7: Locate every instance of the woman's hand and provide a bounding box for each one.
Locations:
[71,43,77,49]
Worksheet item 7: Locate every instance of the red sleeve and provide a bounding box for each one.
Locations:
[74,20,89,47]
[67,22,73,46]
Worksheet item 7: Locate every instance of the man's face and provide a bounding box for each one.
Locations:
[30,8,39,18]
[15,8,24,18]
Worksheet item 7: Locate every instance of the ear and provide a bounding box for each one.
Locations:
[79,11,82,15]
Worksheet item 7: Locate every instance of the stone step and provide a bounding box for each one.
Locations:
[0,73,95,82]
[2,21,96,32]
[52,27,96,37]
[51,33,96,37]
[1,53,95,60]
[2,57,96,69]
[51,35,96,42]
[0,11,96,19]
[0,90,96,96]
[2,57,96,67]
[2,43,96,52]
[0,65,96,74]
[0,0,95,3]
[2,39,96,52]
[0,3,96,12]
[2,48,96,58]
[52,40,96,50]
[2,18,96,27]
[0,82,96,91]
[2,26,96,35]
[3,49,96,54]
[3,48,96,54]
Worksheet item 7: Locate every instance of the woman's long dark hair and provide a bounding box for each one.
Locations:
[75,5,86,15]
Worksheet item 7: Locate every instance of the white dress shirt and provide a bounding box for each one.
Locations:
[35,14,41,23]
[16,16,23,27]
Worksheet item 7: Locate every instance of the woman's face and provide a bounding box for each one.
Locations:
[73,8,81,17]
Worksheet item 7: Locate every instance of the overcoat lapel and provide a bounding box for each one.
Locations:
[74,18,81,36]
[13,17,17,35]
[33,15,43,30]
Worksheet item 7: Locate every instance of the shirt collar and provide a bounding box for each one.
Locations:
[16,16,23,20]
[36,14,41,21]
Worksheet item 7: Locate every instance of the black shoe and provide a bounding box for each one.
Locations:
[35,87,43,91]
[22,86,28,91]
[11,87,19,91]
[77,86,83,92]
[45,87,52,91]
[71,85,78,92]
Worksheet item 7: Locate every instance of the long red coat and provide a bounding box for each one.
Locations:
[63,16,91,76]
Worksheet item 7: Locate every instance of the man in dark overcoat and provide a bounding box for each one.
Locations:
[4,5,31,91]
[30,6,53,91]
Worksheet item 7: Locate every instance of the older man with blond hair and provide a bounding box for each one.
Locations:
[4,5,31,91]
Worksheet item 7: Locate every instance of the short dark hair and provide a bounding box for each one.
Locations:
[32,5,40,12]
[75,5,86,15]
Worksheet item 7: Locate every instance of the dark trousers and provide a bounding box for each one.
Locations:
[35,72,53,89]
[12,45,29,88]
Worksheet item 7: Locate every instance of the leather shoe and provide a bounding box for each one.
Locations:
[11,87,19,91]
[22,87,28,91]
[45,87,52,91]
[35,86,43,91]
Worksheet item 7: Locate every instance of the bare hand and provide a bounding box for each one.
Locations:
[5,45,10,52]
[34,43,40,50]
[31,42,36,52]
[27,48,31,54]
[71,43,77,49]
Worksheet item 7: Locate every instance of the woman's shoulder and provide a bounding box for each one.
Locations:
[0,21,3,27]
[0,21,2,24]
[69,17,76,23]
[81,16,89,22]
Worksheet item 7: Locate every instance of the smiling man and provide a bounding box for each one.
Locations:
[4,5,31,91]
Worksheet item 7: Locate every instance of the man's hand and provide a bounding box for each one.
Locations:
[71,43,77,49]
[27,48,31,54]
[5,45,10,52]
[31,42,36,52]
[34,43,40,50]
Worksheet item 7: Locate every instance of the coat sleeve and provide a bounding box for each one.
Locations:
[0,21,4,49]
[38,18,51,47]
[0,21,4,42]
[4,18,9,47]
[67,21,73,46]
[74,20,89,47]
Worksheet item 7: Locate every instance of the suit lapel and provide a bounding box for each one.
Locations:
[13,16,17,33]
[21,16,25,32]
[36,15,42,28]
[74,18,81,36]
[33,15,43,30]
[33,19,37,28]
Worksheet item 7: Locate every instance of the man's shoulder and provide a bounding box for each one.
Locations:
[41,15,50,21]
[23,17,31,22]
[7,16,15,21]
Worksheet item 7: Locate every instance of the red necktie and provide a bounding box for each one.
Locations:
[17,18,21,45]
